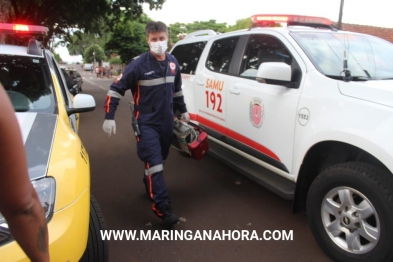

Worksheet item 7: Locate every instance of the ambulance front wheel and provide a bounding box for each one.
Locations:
[307,162,393,262]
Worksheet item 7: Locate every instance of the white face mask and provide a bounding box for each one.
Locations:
[149,40,168,56]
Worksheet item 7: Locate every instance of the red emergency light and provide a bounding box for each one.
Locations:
[251,14,332,28]
[0,23,47,35]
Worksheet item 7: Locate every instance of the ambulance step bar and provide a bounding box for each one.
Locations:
[208,138,295,200]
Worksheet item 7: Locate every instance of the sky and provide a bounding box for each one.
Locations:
[57,0,392,63]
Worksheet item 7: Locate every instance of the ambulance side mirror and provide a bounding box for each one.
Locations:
[256,62,292,84]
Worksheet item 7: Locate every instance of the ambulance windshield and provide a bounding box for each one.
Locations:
[291,32,393,80]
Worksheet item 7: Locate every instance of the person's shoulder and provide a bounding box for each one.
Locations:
[135,52,151,61]
[166,53,176,61]
[166,53,179,64]
[128,53,149,67]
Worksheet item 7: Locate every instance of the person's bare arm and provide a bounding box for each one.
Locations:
[0,84,49,262]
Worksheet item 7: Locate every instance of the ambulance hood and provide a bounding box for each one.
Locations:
[338,80,393,108]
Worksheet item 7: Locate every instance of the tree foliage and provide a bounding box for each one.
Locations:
[226,17,252,32]
[84,44,106,64]
[53,52,62,63]
[168,20,228,44]
[187,20,228,33]
[105,18,149,64]
[3,0,165,48]
[68,32,110,57]
[109,57,122,64]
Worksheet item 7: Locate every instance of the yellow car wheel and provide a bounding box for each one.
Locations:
[80,195,108,262]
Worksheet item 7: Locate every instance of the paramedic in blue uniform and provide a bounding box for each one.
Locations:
[102,21,189,228]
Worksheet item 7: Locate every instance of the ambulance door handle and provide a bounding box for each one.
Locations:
[197,79,204,86]
[229,87,240,95]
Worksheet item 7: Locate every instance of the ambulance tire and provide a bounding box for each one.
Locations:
[307,162,393,262]
[80,195,109,262]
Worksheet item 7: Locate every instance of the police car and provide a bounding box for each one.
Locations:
[0,23,108,261]
[170,15,393,261]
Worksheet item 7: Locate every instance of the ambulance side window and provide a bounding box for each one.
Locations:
[205,36,239,74]
[240,34,293,80]
[171,41,207,75]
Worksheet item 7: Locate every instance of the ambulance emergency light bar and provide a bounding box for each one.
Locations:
[251,14,333,29]
[0,23,47,35]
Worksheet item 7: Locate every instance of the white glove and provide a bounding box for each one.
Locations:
[103,119,116,137]
[181,112,190,122]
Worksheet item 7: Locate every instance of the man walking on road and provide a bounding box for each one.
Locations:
[102,21,189,228]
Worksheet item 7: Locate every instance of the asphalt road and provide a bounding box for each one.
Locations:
[75,66,332,262]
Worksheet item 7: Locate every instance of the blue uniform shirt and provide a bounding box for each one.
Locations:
[104,52,187,125]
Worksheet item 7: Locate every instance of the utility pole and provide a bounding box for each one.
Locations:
[337,0,344,30]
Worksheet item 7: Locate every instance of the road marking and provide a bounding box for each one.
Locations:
[83,78,108,91]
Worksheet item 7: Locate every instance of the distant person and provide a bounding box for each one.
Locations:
[105,66,110,79]
[109,66,113,78]
[96,67,100,78]
[0,83,50,262]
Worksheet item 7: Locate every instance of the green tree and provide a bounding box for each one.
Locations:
[226,17,252,32]
[53,52,62,63]
[3,0,166,48]
[168,22,188,45]
[109,57,122,64]
[84,44,106,65]
[168,20,228,43]
[105,19,149,64]
[67,32,110,57]
[187,20,228,33]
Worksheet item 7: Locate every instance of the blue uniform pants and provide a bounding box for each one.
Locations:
[137,122,174,217]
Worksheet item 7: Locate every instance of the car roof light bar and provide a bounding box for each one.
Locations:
[0,23,47,35]
[251,14,333,29]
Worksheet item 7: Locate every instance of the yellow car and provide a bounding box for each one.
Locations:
[0,24,108,261]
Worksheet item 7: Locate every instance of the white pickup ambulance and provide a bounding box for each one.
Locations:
[170,15,393,262]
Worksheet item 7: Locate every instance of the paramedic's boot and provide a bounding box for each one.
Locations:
[160,202,179,228]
